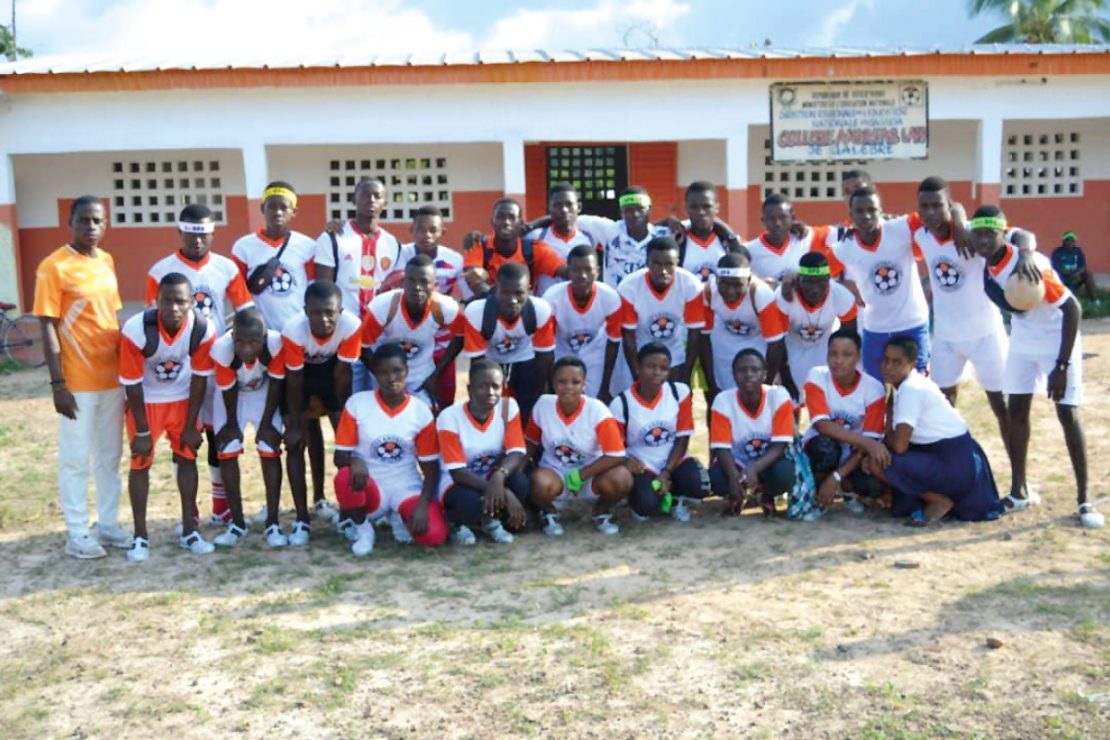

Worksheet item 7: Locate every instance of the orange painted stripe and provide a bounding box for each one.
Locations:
[2,53,1108,94]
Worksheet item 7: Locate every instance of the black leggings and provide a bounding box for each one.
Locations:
[442,470,531,528]
[804,435,884,499]
[629,458,710,517]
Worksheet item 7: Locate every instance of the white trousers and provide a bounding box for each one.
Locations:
[57,388,124,535]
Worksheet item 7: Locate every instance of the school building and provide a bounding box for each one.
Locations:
[1,44,1108,306]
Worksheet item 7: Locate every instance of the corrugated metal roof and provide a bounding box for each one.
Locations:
[0,44,1106,76]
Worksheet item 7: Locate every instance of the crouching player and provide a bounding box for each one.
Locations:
[526,357,631,536]
[709,349,795,518]
[209,308,286,547]
[436,360,530,546]
[332,344,447,555]
[610,342,709,523]
[119,273,217,561]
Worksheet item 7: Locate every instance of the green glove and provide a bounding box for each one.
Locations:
[565,468,585,493]
[651,478,673,512]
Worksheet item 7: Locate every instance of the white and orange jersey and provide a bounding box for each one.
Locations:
[911,223,1004,342]
[146,251,253,331]
[314,221,403,316]
[542,281,622,394]
[709,385,794,467]
[361,290,463,393]
[774,281,857,350]
[985,245,1072,355]
[829,215,929,333]
[211,329,286,394]
[619,267,705,366]
[609,382,694,475]
[802,366,885,445]
[398,243,465,297]
[703,278,786,387]
[230,229,317,332]
[119,310,217,404]
[680,228,730,283]
[436,397,526,493]
[743,227,830,283]
[526,224,600,295]
[462,296,556,365]
[281,310,362,370]
[335,390,438,494]
[525,394,625,471]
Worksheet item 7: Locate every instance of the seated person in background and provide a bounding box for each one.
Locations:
[332,343,446,555]
[802,329,888,514]
[709,349,795,518]
[610,342,709,523]
[865,337,1003,526]
[436,360,529,546]
[1051,231,1099,304]
[526,357,631,537]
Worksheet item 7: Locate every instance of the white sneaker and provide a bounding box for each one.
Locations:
[843,497,867,515]
[1003,488,1042,513]
[264,524,289,548]
[481,518,514,544]
[390,512,413,544]
[351,522,375,556]
[209,510,232,527]
[541,512,564,537]
[629,509,650,523]
[670,497,691,523]
[313,499,340,524]
[337,518,359,542]
[593,513,619,536]
[801,508,824,522]
[125,536,149,562]
[248,505,270,526]
[179,531,215,555]
[93,523,131,549]
[1079,503,1105,529]
[213,523,248,547]
[452,525,477,546]
[65,532,107,560]
[288,520,311,547]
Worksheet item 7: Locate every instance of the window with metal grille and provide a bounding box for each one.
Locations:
[327,157,451,221]
[545,145,628,220]
[1002,131,1082,198]
[110,159,226,226]
[759,138,867,201]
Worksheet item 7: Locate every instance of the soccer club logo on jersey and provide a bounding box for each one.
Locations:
[153,359,183,382]
[567,330,594,352]
[930,257,963,292]
[269,263,295,294]
[642,422,675,448]
[695,264,714,282]
[725,319,753,336]
[469,450,501,476]
[829,411,859,429]
[797,325,824,344]
[374,436,406,463]
[240,374,265,392]
[494,334,521,355]
[648,313,678,340]
[871,261,901,295]
[552,440,584,467]
[742,434,772,460]
[193,287,215,317]
[399,339,421,360]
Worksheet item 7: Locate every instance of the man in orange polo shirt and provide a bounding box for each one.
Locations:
[34,196,130,559]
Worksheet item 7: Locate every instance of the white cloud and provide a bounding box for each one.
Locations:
[808,0,874,47]
[482,0,691,50]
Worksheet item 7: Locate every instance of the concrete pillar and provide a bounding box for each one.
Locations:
[723,127,751,237]
[976,117,1004,206]
[241,143,270,231]
[501,137,526,204]
[0,155,21,309]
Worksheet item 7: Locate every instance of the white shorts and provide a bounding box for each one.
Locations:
[367,483,423,520]
[211,388,284,457]
[930,330,1007,392]
[543,462,599,507]
[1002,340,1083,407]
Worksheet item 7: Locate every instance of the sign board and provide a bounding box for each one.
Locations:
[769,80,929,162]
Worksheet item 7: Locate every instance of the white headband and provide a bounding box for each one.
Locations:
[178,221,215,234]
[717,267,751,278]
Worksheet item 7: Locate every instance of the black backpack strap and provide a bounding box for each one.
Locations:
[521,237,535,275]
[678,237,687,270]
[522,297,537,335]
[141,308,159,358]
[480,296,500,341]
[668,380,680,402]
[617,391,630,444]
[329,231,339,272]
[482,241,494,273]
[188,313,209,355]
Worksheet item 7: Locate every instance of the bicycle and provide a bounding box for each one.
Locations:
[0,302,45,369]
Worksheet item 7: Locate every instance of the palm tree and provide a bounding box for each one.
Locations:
[969,0,1110,43]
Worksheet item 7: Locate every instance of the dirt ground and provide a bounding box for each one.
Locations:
[0,323,1108,739]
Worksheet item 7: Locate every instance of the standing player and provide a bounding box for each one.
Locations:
[34,196,129,558]
[619,236,705,385]
[147,204,254,526]
[598,187,672,288]
[119,273,217,561]
[361,255,464,407]
[525,182,603,294]
[463,198,566,298]
[681,180,743,282]
[744,194,831,286]
[281,281,362,545]
[462,263,556,424]
[972,207,1102,528]
[209,308,286,547]
[542,245,622,402]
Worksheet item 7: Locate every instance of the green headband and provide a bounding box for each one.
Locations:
[969,216,1007,232]
[797,264,830,277]
[1062,231,1077,241]
[618,193,651,208]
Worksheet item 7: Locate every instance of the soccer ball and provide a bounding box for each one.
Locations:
[1005,272,1045,311]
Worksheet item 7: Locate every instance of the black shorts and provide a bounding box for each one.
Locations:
[303,356,341,413]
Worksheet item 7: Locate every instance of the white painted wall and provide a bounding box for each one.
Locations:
[677,140,726,186]
[1003,117,1110,177]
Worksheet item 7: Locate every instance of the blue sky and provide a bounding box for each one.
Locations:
[10,0,1008,59]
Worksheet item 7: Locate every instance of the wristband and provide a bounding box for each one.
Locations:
[832,471,842,483]
[50,379,66,387]
[134,431,152,438]
[565,468,584,493]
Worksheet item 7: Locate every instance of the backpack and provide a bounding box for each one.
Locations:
[480,295,537,341]
[482,237,535,277]
[384,291,447,328]
[229,340,273,370]
[141,308,208,359]
[616,381,680,443]
[246,233,291,295]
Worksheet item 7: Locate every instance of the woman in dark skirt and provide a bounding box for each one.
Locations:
[866,337,1004,525]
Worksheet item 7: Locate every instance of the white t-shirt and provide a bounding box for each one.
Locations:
[360,290,463,393]
[831,216,929,333]
[609,382,694,475]
[543,281,623,396]
[911,224,1004,342]
[774,281,858,352]
[703,278,786,389]
[892,371,969,444]
[525,395,625,472]
[679,227,729,283]
[314,221,403,316]
[985,245,1073,357]
[119,310,217,404]
[435,398,526,495]
[526,223,603,295]
[146,251,253,332]
[211,329,286,393]
[709,385,794,467]
[462,296,556,365]
[618,267,706,366]
[601,222,671,289]
[335,391,438,494]
[280,310,362,370]
[802,366,886,445]
[231,229,317,333]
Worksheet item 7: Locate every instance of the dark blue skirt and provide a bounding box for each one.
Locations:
[887,432,1003,522]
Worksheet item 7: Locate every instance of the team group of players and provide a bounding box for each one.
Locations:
[35,169,1102,562]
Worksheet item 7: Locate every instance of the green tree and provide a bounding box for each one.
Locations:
[1,23,32,61]
[969,0,1110,43]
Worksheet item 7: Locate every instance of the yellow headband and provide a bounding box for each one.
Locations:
[262,186,298,208]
